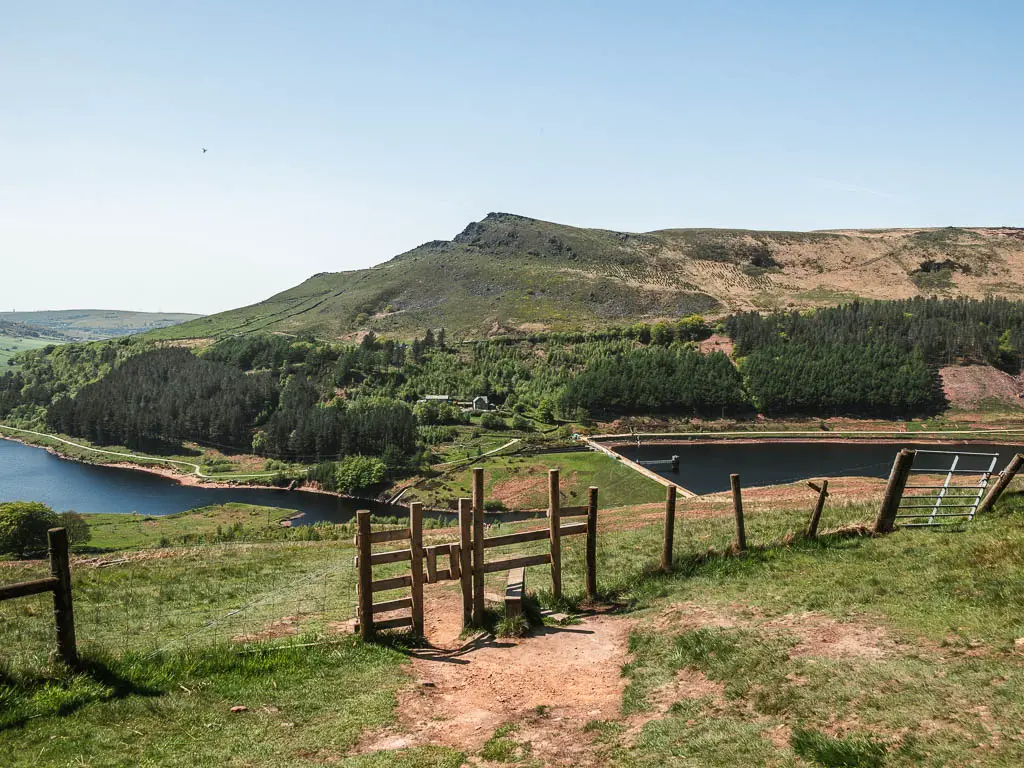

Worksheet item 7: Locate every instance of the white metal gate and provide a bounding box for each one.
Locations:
[895,449,999,527]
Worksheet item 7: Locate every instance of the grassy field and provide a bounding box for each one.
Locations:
[80,504,299,551]
[1,475,1022,764]
[0,336,53,367]
[405,449,666,510]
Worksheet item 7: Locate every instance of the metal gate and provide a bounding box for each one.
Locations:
[895,449,999,527]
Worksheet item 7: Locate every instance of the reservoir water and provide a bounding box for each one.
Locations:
[0,437,403,524]
[610,440,1023,495]
[3,436,1021,519]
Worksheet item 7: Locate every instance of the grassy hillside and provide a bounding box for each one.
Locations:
[0,310,202,342]
[145,214,1024,341]
[2,475,1022,766]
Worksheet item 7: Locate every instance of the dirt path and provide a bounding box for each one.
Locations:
[354,587,632,765]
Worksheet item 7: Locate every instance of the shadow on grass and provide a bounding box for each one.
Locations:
[0,655,164,731]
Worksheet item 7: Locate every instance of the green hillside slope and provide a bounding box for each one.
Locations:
[147,213,1024,341]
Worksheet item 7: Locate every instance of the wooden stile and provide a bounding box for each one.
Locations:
[356,511,374,641]
[448,543,461,579]
[730,474,747,554]
[482,552,552,575]
[459,498,473,630]
[549,468,562,600]
[409,502,425,636]
[661,485,677,572]
[366,548,412,566]
[371,574,412,592]
[483,523,586,550]
[424,547,438,583]
[368,527,411,544]
[472,470,485,626]
[586,486,598,601]
[505,567,525,618]
[372,597,413,614]
[484,528,551,548]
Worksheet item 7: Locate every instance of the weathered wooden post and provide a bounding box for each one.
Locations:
[661,485,677,572]
[976,453,1024,515]
[458,498,473,630]
[548,468,562,600]
[730,474,747,554]
[472,468,485,626]
[806,480,829,539]
[874,449,916,533]
[586,486,598,601]
[48,528,77,667]
[355,511,374,642]
[409,502,425,636]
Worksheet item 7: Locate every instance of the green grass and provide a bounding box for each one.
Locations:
[141,215,1024,342]
[2,470,1023,765]
[407,449,665,510]
[479,723,532,763]
[0,640,443,768]
[0,336,53,366]
[79,504,299,551]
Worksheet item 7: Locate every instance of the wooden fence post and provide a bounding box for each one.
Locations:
[549,468,562,600]
[472,468,485,626]
[586,486,598,601]
[458,498,473,630]
[976,453,1024,515]
[806,480,829,539]
[874,449,916,533]
[356,510,374,642]
[730,474,746,554]
[409,502,425,637]
[661,485,677,572]
[47,528,77,667]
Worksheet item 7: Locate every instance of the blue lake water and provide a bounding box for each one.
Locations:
[611,440,1023,495]
[0,437,404,524]
[4,435,1021,520]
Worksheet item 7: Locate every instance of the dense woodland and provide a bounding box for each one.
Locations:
[3,298,1024,467]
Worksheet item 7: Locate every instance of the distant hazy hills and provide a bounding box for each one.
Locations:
[0,310,202,342]
[146,213,1024,341]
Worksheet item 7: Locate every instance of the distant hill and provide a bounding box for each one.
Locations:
[0,310,202,342]
[145,213,1024,341]
[0,319,69,342]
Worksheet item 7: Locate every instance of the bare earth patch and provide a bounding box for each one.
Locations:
[353,588,632,766]
[940,365,1024,410]
[652,601,902,661]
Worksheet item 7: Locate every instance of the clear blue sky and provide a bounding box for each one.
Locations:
[2,1,1021,314]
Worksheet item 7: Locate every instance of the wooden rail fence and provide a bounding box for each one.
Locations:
[0,528,77,666]
[355,468,600,640]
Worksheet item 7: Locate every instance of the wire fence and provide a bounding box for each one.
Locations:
[0,537,359,674]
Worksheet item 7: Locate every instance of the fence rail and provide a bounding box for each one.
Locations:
[353,467,600,640]
[0,528,77,666]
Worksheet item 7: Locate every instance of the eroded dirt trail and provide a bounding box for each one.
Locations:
[355,587,632,766]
